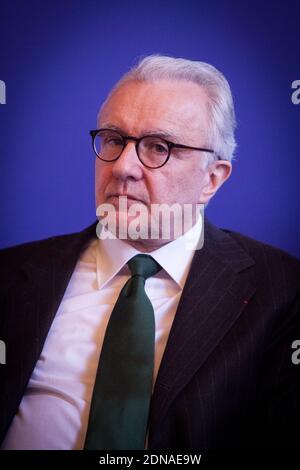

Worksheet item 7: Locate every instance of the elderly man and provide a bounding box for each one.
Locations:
[0,55,300,450]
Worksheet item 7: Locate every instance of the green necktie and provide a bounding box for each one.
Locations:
[84,254,162,450]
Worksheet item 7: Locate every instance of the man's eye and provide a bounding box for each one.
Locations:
[154,144,168,153]
[146,141,168,154]
[104,137,123,146]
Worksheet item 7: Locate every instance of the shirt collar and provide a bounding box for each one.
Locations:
[96,215,203,290]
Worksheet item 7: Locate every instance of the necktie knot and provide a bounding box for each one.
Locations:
[128,254,161,280]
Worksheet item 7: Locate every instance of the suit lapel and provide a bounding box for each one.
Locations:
[0,221,98,440]
[148,219,257,437]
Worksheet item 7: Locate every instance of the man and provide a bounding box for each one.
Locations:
[0,55,300,450]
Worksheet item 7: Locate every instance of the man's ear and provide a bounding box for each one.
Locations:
[200,160,232,204]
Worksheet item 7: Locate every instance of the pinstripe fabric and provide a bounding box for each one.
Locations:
[0,218,300,449]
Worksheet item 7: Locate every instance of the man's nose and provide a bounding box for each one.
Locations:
[111,141,144,180]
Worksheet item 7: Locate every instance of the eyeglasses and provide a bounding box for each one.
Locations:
[90,128,217,169]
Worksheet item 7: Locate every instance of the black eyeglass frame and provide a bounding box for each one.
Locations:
[90,128,219,169]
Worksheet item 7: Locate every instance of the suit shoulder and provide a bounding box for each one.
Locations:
[221,227,300,277]
[0,224,95,279]
[1,232,72,260]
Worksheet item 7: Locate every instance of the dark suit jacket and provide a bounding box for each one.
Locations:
[1,218,300,449]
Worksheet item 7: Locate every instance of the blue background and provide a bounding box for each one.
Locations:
[0,0,299,257]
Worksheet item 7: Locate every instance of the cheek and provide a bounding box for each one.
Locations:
[159,163,206,204]
[95,163,112,202]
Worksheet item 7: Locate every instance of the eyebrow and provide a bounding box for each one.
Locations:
[100,123,182,142]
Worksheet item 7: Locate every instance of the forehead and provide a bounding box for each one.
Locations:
[99,79,209,142]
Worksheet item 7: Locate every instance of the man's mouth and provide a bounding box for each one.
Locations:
[106,193,145,204]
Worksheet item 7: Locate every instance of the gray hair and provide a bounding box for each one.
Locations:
[99,54,237,162]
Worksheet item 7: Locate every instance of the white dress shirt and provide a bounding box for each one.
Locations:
[1,218,202,450]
